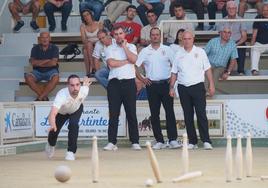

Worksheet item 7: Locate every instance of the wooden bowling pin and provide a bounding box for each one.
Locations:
[182,133,189,174]
[235,134,243,180]
[146,141,162,183]
[225,135,233,182]
[172,171,202,183]
[92,136,99,183]
[245,132,253,177]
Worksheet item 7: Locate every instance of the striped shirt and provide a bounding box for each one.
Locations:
[204,37,238,68]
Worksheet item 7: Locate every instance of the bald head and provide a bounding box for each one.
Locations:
[182,30,194,51]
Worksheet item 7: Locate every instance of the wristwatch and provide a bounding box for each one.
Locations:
[224,70,231,75]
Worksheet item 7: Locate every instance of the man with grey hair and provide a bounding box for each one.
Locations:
[204,26,238,93]
[218,0,247,75]
[169,30,215,150]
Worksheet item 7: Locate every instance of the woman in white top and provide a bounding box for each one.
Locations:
[170,28,185,54]
[80,9,103,77]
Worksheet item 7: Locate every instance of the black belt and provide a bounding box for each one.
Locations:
[150,79,169,84]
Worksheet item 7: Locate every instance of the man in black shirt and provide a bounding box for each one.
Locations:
[24,32,59,101]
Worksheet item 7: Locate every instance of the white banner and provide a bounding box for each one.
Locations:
[136,101,224,137]
[225,99,268,138]
[3,105,34,139]
[35,101,126,137]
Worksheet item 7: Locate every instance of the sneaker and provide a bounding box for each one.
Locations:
[65,151,75,161]
[30,21,40,32]
[188,144,198,150]
[203,142,213,150]
[61,23,67,31]
[195,25,204,31]
[13,20,24,32]
[131,143,141,150]
[152,142,166,150]
[103,19,113,32]
[208,25,216,31]
[49,25,55,32]
[169,140,182,149]
[45,142,55,159]
[103,143,118,151]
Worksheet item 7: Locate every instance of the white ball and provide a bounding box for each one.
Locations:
[54,165,72,183]
[145,178,154,187]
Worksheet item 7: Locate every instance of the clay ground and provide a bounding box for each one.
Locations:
[0,146,268,188]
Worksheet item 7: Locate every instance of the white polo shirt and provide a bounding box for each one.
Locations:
[92,38,116,66]
[53,86,89,115]
[104,42,137,80]
[136,44,174,81]
[171,45,211,87]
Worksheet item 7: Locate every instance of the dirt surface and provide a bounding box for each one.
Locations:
[0,147,268,188]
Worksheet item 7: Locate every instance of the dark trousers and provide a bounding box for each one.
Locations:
[137,2,165,26]
[169,0,204,27]
[207,1,227,26]
[48,104,83,153]
[107,78,139,144]
[44,2,73,28]
[177,82,211,145]
[237,45,246,74]
[146,81,177,143]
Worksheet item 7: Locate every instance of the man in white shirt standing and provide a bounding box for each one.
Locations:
[103,25,141,151]
[45,75,92,160]
[169,30,215,150]
[136,27,181,150]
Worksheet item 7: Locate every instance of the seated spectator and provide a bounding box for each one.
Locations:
[93,29,116,88]
[137,0,165,26]
[24,32,59,101]
[8,0,40,32]
[207,0,229,30]
[140,10,158,47]
[250,4,268,75]
[238,0,263,17]
[204,26,238,92]
[114,5,142,44]
[163,3,193,44]
[79,0,104,21]
[103,0,131,29]
[170,28,184,53]
[218,1,247,75]
[80,9,103,77]
[44,0,73,32]
[169,0,207,30]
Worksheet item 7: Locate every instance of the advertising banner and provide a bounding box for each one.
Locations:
[136,101,224,137]
[35,101,126,137]
[225,99,268,138]
[3,105,34,139]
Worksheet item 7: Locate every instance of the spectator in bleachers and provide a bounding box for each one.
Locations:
[93,29,116,88]
[250,4,268,75]
[80,9,103,77]
[163,3,193,44]
[140,10,158,47]
[204,26,238,92]
[24,32,59,101]
[238,0,263,17]
[136,0,165,26]
[44,0,73,32]
[218,0,247,75]
[169,0,207,30]
[103,0,131,30]
[114,5,142,44]
[9,0,40,32]
[79,0,105,21]
[170,28,184,53]
[207,0,230,31]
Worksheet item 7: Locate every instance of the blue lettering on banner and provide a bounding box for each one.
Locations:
[5,112,31,131]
